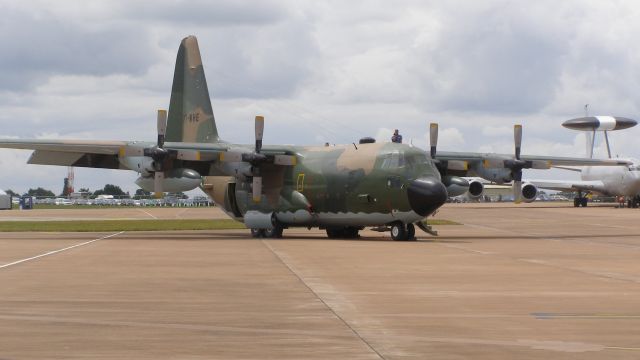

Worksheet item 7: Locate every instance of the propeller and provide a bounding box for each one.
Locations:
[429,123,438,159]
[252,115,264,203]
[152,110,168,197]
[512,124,523,203]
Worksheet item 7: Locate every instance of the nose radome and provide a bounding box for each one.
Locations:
[407,178,448,217]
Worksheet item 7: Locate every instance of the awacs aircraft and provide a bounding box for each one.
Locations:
[526,116,640,207]
[428,123,631,202]
[0,36,630,240]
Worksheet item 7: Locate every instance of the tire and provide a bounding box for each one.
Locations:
[264,225,284,238]
[250,229,265,238]
[581,198,588,207]
[573,198,580,207]
[326,227,359,239]
[391,222,407,241]
[326,228,343,239]
[343,227,360,239]
[406,223,416,240]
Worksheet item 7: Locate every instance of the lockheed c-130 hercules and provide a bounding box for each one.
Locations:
[0,36,630,240]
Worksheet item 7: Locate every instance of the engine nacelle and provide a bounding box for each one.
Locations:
[135,168,201,192]
[472,164,512,184]
[520,182,538,203]
[442,176,469,197]
[244,211,275,229]
[119,156,155,174]
[467,179,485,199]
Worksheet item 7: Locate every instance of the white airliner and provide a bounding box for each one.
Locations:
[527,116,640,207]
[461,116,640,207]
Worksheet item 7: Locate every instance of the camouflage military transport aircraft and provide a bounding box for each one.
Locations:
[0,36,630,240]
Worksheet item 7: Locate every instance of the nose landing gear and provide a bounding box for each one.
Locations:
[390,222,416,241]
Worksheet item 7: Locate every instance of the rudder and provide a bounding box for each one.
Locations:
[166,36,220,143]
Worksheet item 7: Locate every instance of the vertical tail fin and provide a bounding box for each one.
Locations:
[166,36,220,143]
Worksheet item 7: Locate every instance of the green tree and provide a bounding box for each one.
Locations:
[134,188,151,199]
[27,187,55,197]
[5,189,18,197]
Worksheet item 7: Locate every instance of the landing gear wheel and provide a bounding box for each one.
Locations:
[391,222,408,241]
[264,224,284,238]
[573,198,580,207]
[343,227,360,239]
[581,198,588,207]
[250,229,266,238]
[326,228,343,239]
[406,223,416,240]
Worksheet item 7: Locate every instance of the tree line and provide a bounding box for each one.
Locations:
[2,185,184,199]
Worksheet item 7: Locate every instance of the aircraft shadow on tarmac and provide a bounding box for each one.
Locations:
[110,232,470,244]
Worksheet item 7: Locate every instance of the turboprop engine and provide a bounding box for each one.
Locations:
[467,178,485,199]
[520,182,538,203]
[135,168,201,193]
[442,176,469,197]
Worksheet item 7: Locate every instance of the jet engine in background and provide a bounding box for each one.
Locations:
[464,177,538,202]
[467,178,485,200]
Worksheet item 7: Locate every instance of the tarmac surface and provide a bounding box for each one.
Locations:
[1,202,640,359]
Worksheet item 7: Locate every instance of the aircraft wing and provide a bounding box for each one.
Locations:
[0,138,294,170]
[527,179,608,194]
[0,138,132,169]
[435,151,630,171]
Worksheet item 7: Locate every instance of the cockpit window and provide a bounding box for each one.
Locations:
[380,151,405,169]
[629,166,640,171]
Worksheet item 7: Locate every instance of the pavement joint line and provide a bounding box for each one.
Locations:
[0,231,125,269]
[138,209,158,219]
[260,239,387,360]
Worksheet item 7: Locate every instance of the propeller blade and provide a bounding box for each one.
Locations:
[157,109,168,148]
[513,180,522,204]
[255,115,264,154]
[514,124,522,160]
[429,123,438,159]
[154,171,164,198]
[274,154,297,166]
[252,176,262,203]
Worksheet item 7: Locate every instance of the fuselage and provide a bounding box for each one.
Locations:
[582,159,640,197]
[202,142,447,227]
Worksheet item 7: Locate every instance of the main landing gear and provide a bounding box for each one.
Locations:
[573,191,588,207]
[250,223,285,238]
[626,195,640,208]
[325,226,361,239]
[390,222,416,241]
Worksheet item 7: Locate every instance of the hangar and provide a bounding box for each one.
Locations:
[0,190,11,210]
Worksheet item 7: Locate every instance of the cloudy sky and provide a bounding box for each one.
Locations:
[1,0,640,195]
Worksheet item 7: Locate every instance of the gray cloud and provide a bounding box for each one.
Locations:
[126,0,287,26]
[0,6,157,91]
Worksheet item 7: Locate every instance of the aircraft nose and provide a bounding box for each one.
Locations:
[407,178,448,217]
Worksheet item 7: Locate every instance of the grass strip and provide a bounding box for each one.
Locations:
[426,219,461,225]
[0,218,460,232]
[0,219,246,232]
